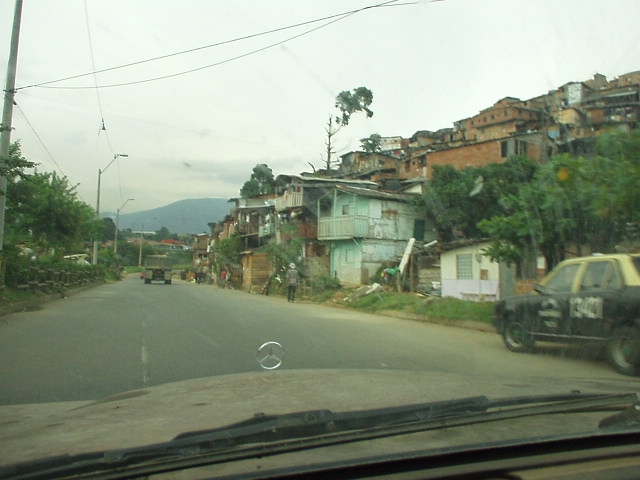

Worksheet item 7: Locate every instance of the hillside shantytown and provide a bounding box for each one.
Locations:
[191,70,640,300]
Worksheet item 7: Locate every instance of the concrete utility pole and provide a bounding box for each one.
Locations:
[114,198,134,255]
[92,153,128,264]
[0,0,24,267]
[138,224,144,267]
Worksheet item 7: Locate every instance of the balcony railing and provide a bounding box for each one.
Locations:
[275,191,303,211]
[318,216,370,239]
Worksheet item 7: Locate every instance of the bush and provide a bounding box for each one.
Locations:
[4,254,32,287]
[342,292,495,324]
[308,275,341,293]
[3,255,108,290]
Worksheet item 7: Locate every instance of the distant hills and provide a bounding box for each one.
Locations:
[107,198,231,234]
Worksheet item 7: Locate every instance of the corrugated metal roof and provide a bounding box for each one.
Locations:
[584,87,639,102]
[275,173,379,188]
[335,185,415,202]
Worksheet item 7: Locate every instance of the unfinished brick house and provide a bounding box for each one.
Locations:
[339,71,640,183]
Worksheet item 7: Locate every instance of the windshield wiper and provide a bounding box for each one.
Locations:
[2,392,636,480]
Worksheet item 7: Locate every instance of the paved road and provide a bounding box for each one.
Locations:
[0,274,628,405]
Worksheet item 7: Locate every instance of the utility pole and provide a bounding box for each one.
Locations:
[0,0,24,274]
[114,198,134,255]
[138,224,144,267]
[93,153,128,264]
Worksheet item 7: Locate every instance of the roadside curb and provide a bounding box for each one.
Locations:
[0,281,106,317]
[318,301,495,333]
[365,309,496,333]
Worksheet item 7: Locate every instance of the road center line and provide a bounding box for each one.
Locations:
[141,339,149,387]
[141,319,149,387]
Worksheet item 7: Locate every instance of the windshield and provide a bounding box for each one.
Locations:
[1,0,640,477]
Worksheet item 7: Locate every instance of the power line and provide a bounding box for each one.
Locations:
[17,0,403,91]
[83,0,111,150]
[12,102,94,207]
[16,89,320,155]
[13,102,68,178]
[50,16,351,90]
[82,0,133,215]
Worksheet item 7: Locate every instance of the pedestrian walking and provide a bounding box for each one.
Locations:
[219,268,228,288]
[285,263,299,303]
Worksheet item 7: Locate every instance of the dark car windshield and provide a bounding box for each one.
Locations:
[544,264,580,293]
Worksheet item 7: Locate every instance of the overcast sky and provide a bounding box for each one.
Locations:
[1,0,639,214]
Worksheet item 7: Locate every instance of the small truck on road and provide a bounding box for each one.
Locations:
[143,255,173,285]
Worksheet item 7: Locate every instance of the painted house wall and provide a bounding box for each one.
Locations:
[331,239,408,285]
[333,192,427,241]
[330,240,362,285]
[361,239,407,283]
[329,192,428,284]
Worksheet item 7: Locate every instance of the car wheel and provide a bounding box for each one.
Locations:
[502,317,534,353]
[608,324,640,376]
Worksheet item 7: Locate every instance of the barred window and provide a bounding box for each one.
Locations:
[456,254,473,280]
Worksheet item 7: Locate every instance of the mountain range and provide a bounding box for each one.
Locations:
[105,198,232,234]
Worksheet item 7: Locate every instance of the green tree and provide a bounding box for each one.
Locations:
[334,87,374,126]
[423,156,537,242]
[154,226,172,242]
[478,181,546,276]
[318,87,375,171]
[113,238,141,266]
[422,165,475,241]
[102,218,115,243]
[240,164,276,198]
[6,170,101,255]
[265,223,305,273]
[591,129,640,239]
[211,235,243,272]
[479,151,629,272]
[360,133,382,153]
[0,141,37,189]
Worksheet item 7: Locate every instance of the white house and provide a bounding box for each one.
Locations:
[440,241,506,301]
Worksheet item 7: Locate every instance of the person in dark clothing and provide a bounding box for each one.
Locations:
[285,263,299,302]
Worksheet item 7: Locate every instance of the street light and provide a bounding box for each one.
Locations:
[114,198,134,256]
[138,223,144,268]
[93,153,129,265]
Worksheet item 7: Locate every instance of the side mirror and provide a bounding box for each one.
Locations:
[533,284,545,295]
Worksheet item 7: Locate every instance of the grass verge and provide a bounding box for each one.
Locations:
[317,290,495,325]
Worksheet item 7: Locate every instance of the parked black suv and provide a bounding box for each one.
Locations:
[494,254,640,376]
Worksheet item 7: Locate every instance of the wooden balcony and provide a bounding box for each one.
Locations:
[275,191,303,211]
[318,216,370,240]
